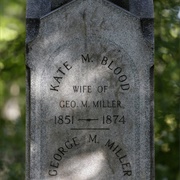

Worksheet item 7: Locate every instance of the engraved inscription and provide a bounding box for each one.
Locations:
[51,115,125,126]
[50,61,73,91]
[46,49,135,178]
[48,137,80,176]
[48,135,132,177]
[105,139,132,176]
[49,54,130,92]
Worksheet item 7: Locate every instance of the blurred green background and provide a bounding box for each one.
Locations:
[0,0,179,179]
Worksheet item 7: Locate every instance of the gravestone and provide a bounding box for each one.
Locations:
[26,0,154,179]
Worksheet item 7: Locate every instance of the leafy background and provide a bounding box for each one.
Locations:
[0,0,179,179]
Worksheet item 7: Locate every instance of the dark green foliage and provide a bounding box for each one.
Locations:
[0,0,179,179]
[0,0,26,179]
[154,0,180,179]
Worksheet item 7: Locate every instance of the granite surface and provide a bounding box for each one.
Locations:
[26,0,154,179]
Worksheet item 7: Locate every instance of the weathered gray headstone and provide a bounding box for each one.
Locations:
[26,0,154,179]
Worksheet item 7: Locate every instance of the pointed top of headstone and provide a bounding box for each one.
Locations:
[26,0,154,45]
[26,0,154,18]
